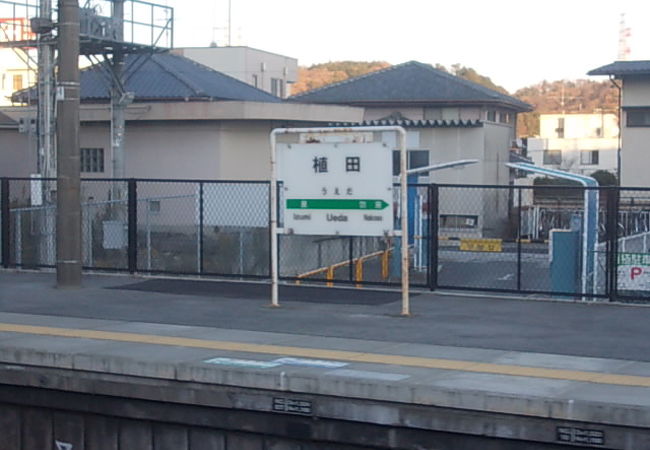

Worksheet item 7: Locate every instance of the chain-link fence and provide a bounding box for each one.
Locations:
[613,189,650,301]
[1,178,270,280]
[2,177,649,302]
[279,183,432,288]
[432,184,649,302]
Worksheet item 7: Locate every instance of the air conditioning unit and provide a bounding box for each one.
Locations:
[80,7,118,41]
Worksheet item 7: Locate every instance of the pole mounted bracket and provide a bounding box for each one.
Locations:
[30,17,55,34]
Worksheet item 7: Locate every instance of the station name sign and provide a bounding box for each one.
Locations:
[278,141,393,236]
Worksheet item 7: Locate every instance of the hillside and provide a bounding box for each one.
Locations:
[514,80,618,137]
[290,61,391,95]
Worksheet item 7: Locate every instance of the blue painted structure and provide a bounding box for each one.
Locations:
[506,163,599,296]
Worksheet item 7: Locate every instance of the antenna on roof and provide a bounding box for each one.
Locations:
[618,13,631,61]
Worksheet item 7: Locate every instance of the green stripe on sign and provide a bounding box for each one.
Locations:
[287,199,389,210]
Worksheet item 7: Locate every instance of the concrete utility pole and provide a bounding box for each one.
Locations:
[37,0,55,180]
[111,0,126,191]
[56,0,81,287]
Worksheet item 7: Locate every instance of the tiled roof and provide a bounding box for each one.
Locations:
[329,118,483,128]
[290,61,531,112]
[588,61,650,77]
[13,52,282,103]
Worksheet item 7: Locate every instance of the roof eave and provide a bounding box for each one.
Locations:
[292,98,531,112]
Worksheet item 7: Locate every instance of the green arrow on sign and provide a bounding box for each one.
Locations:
[287,199,390,210]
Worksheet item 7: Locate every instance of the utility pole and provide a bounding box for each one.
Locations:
[111,0,126,189]
[227,0,232,46]
[36,0,56,267]
[56,0,81,287]
[37,0,55,180]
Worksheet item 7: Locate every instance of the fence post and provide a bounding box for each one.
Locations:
[1,178,9,268]
[606,186,619,302]
[517,185,523,291]
[348,236,354,283]
[199,181,204,274]
[429,184,439,291]
[127,179,138,273]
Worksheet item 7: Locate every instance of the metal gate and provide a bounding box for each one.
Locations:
[431,183,650,302]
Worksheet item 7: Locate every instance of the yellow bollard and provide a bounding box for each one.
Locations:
[326,266,335,287]
[355,258,363,288]
[381,250,389,280]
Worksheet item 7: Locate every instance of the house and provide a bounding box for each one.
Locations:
[171,46,298,98]
[588,61,650,187]
[2,52,363,181]
[1,52,362,271]
[290,61,533,237]
[526,113,618,176]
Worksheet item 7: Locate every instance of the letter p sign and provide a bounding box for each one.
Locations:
[631,267,643,280]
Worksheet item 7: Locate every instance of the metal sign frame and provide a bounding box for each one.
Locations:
[506,162,599,297]
[270,126,409,315]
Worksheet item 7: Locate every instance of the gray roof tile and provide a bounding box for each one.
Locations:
[290,61,531,111]
[588,60,650,77]
[330,118,483,128]
[14,52,282,103]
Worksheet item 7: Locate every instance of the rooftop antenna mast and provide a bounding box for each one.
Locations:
[618,13,631,61]
[1,0,174,286]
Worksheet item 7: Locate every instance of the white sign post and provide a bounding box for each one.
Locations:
[270,127,409,315]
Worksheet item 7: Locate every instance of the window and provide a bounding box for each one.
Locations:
[486,110,497,121]
[271,78,284,97]
[499,112,510,124]
[543,149,562,165]
[555,118,565,138]
[12,74,23,91]
[392,150,429,176]
[440,214,478,229]
[252,74,258,88]
[580,150,599,165]
[627,108,650,127]
[81,148,104,173]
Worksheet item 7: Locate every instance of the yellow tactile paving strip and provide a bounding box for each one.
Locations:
[0,322,648,387]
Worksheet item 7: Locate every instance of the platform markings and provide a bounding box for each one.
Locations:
[0,322,649,387]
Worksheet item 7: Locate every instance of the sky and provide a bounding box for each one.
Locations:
[162,0,650,93]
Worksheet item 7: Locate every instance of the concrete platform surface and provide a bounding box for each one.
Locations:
[1,270,650,433]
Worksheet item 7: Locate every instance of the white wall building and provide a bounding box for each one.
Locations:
[0,48,34,106]
[589,61,650,187]
[171,46,298,98]
[527,113,618,176]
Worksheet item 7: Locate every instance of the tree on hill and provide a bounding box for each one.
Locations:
[290,61,509,96]
[514,80,618,137]
[291,61,390,95]
[448,64,508,94]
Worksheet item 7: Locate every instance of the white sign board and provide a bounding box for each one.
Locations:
[618,253,650,291]
[278,142,393,236]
